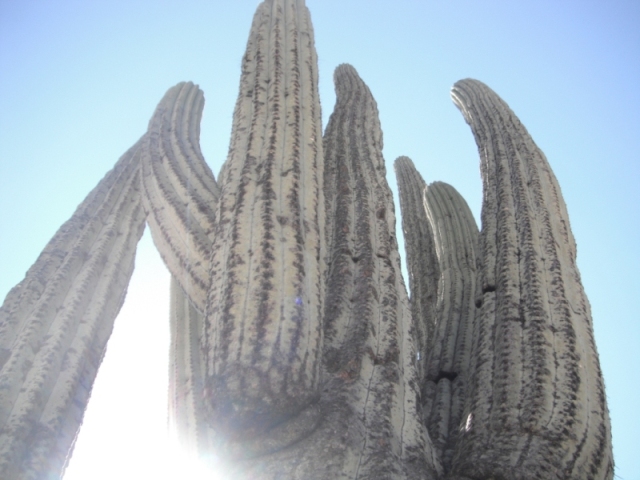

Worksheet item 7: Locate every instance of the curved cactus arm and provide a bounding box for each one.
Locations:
[321,64,441,479]
[421,181,479,472]
[0,139,147,479]
[449,79,613,479]
[203,0,325,454]
[393,156,440,387]
[141,82,219,313]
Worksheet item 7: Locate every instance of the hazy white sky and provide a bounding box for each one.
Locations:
[1,1,638,478]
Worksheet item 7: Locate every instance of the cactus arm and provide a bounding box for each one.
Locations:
[393,157,441,387]
[449,79,613,479]
[141,82,219,313]
[422,181,479,472]
[0,139,147,479]
[203,0,325,450]
[322,64,441,479]
[168,276,208,454]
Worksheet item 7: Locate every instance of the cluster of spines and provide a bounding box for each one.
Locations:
[448,79,613,479]
[0,140,146,479]
[203,0,325,449]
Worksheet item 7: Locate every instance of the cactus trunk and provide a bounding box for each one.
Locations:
[421,181,479,472]
[394,156,440,387]
[321,64,441,479]
[141,81,219,313]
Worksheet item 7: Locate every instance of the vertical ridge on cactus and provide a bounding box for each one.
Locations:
[448,79,613,480]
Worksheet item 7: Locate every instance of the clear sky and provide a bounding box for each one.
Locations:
[1,0,638,478]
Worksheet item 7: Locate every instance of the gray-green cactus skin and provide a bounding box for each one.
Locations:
[0,0,612,479]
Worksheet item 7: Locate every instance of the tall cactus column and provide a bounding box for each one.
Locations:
[394,156,440,387]
[203,0,326,452]
[449,79,613,479]
[421,181,479,472]
[0,141,147,478]
[322,65,441,479]
[396,155,480,474]
[140,81,220,454]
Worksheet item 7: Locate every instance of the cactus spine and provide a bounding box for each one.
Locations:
[449,79,613,479]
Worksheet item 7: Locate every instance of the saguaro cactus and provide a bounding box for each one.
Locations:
[0,0,612,479]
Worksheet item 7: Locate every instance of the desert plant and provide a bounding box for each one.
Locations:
[0,0,612,478]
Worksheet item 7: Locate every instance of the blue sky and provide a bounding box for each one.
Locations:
[1,1,638,478]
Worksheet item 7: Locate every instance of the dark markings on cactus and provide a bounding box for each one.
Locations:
[449,78,613,479]
[0,140,146,478]
[141,82,219,313]
[203,0,325,452]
